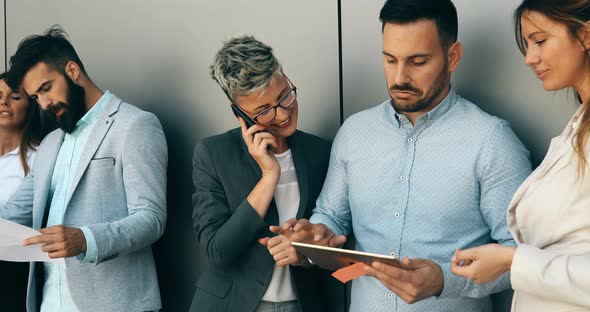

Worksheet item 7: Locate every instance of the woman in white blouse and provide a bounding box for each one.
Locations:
[0,72,42,311]
[451,0,590,311]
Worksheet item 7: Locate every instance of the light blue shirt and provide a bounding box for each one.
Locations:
[310,89,532,312]
[42,91,111,312]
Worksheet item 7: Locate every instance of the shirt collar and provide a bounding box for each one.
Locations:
[0,147,20,159]
[73,90,111,133]
[387,87,458,128]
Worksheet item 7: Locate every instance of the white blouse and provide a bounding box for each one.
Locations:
[0,147,36,207]
[262,149,299,303]
[507,106,590,311]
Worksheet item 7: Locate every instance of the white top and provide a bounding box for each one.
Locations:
[507,106,590,311]
[262,149,299,302]
[0,147,36,207]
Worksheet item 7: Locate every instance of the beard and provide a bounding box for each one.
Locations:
[389,60,450,114]
[47,75,86,133]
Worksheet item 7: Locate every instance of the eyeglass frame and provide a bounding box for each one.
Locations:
[223,76,297,125]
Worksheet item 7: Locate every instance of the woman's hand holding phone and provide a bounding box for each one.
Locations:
[238,116,280,179]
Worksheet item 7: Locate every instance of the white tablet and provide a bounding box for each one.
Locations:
[291,242,401,271]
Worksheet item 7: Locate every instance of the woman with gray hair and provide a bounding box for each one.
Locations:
[190,35,343,312]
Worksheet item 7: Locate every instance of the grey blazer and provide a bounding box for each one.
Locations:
[2,94,168,312]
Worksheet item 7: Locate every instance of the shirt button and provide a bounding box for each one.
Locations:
[388,293,393,299]
[407,138,413,143]
[399,176,405,181]
[428,120,433,126]
[394,212,400,218]
[390,252,396,257]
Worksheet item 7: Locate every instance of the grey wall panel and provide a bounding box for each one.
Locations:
[341,0,387,120]
[341,0,577,166]
[7,1,340,311]
[1,1,4,72]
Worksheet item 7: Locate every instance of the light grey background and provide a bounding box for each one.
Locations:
[4,0,572,311]
[1,1,5,72]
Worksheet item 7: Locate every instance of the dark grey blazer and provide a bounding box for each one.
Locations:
[190,128,344,312]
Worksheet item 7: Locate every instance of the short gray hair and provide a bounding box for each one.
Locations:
[210,35,283,100]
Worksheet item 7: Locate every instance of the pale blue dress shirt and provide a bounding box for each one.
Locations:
[310,89,532,312]
[41,91,111,312]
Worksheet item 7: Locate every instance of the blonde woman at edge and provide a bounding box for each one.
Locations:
[451,1,590,311]
[0,71,42,311]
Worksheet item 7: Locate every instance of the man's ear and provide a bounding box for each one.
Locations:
[447,41,463,73]
[64,61,81,82]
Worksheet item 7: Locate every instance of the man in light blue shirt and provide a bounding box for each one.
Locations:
[277,1,531,311]
[3,26,167,311]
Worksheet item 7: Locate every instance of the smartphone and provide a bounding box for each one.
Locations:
[231,104,256,128]
[231,104,270,150]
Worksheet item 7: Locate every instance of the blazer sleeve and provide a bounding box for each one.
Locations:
[1,173,34,227]
[86,112,168,264]
[192,141,267,267]
[511,244,590,307]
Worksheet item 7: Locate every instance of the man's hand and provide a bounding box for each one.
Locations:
[269,218,347,247]
[364,257,444,304]
[24,225,87,259]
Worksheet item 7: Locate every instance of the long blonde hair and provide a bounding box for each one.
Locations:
[515,0,590,174]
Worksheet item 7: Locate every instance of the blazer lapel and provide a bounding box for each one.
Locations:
[508,138,571,243]
[508,106,583,243]
[288,132,311,219]
[63,97,120,210]
[33,132,64,229]
[506,167,540,243]
[536,107,581,178]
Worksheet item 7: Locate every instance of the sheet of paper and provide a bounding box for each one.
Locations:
[331,262,367,283]
[0,218,65,265]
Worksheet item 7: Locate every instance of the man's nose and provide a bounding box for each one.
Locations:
[37,94,53,110]
[394,64,411,85]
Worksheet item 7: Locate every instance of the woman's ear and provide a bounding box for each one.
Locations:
[577,22,590,53]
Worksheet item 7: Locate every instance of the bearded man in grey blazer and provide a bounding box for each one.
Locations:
[2,26,167,312]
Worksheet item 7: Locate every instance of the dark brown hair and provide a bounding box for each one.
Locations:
[380,0,458,50]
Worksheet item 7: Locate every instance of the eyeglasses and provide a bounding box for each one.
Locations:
[232,77,297,125]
